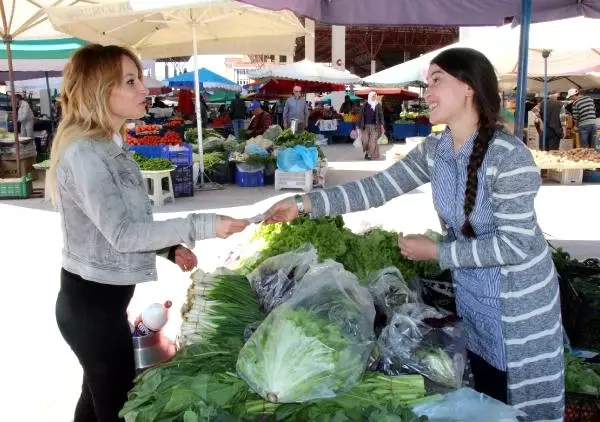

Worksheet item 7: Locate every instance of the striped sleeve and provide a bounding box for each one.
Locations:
[438,145,543,269]
[308,140,431,218]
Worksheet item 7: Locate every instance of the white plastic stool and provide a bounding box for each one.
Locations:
[140,169,175,206]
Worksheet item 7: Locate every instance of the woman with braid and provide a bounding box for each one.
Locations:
[264,48,564,421]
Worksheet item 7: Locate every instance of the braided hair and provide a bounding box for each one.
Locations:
[430,48,501,237]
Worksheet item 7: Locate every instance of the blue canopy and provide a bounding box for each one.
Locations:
[165,68,240,91]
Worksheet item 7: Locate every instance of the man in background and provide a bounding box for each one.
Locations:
[16,93,34,137]
[567,88,597,148]
[537,93,564,151]
[283,85,309,131]
[229,93,247,138]
[245,100,272,138]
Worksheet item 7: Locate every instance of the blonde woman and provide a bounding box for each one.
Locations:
[358,91,385,160]
[49,44,248,421]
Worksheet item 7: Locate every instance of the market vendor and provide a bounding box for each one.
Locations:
[339,95,353,114]
[16,93,34,137]
[263,47,564,422]
[47,44,249,422]
[245,100,272,137]
[567,88,597,148]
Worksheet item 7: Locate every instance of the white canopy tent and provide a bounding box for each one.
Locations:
[45,0,307,186]
[249,59,362,84]
[363,17,600,89]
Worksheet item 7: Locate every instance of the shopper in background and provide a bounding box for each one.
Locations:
[339,94,353,114]
[567,88,597,148]
[16,93,34,137]
[283,85,309,131]
[245,100,272,137]
[48,44,249,422]
[537,92,564,150]
[229,92,247,138]
[358,91,384,160]
[263,47,563,422]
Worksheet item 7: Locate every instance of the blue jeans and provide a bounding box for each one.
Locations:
[579,124,597,148]
[232,119,244,138]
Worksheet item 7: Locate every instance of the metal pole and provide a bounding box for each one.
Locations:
[542,50,550,151]
[45,71,55,139]
[4,37,21,176]
[514,0,532,138]
[192,22,204,186]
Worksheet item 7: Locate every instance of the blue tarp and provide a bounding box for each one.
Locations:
[165,68,240,91]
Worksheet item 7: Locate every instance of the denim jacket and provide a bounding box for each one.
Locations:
[56,138,217,285]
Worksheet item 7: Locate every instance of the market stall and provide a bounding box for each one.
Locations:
[116,216,600,421]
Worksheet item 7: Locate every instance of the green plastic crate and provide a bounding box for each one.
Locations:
[0,174,33,199]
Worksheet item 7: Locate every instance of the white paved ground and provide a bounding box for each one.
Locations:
[1,143,598,421]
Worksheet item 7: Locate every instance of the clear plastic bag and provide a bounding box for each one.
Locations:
[379,303,466,388]
[247,244,318,314]
[353,131,362,149]
[263,124,283,141]
[412,388,526,422]
[237,260,376,403]
[377,133,389,145]
[367,266,419,322]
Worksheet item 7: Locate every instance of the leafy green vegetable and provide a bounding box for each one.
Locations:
[565,349,600,395]
[132,153,173,171]
[237,265,375,404]
[414,348,456,388]
[203,152,227,173]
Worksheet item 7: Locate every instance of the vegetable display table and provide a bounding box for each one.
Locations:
[140,168,176,206]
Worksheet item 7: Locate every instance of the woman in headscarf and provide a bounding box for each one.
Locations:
[358,91,384,160]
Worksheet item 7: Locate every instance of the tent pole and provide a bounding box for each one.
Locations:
[542,50,550,151]
[514,0,532,139]
[192,20,204,186]
[45,71,55,141]
[3,36,21,177]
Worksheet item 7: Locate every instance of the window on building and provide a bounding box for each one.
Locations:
[279,55,287,63]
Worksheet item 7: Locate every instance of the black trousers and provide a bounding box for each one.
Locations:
[56,269,136,422]
[468,350,508,403]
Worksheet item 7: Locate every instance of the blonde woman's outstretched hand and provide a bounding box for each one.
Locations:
[216,216,249,238]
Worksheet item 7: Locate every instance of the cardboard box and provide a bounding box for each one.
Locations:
[0,156,36,180]
[560,139,574,151]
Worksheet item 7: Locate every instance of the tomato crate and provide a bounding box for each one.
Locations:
[161,144,193,166]
[0,174,33,199]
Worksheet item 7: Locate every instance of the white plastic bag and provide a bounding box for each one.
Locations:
[353,130,362,149]
[237,260,376,403]
[350,128,359,140]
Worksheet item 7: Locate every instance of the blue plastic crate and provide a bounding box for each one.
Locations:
[130,145,163,158]
[392,123,418,139]
[235,166,264,187]
[416,124,432,136]
[583,170,600,183]
[161,144,193,166]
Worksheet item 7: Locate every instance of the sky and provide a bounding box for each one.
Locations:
[153,54,242,80]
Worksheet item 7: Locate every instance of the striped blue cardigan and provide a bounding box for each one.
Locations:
[307,131,564,421]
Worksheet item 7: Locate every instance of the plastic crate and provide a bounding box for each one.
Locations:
[0,174,33,198]
[130,145,163,158]
[392,123,418,139]
[161,144,193,166]
[548,169,583,185]
[583,170,600,183]
[166,165,194,198]
[235,165,264,187]
[274,169,313,192]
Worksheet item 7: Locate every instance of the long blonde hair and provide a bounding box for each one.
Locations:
[48,44,142,205]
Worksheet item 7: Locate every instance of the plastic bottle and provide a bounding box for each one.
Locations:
[133,300,172,337]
